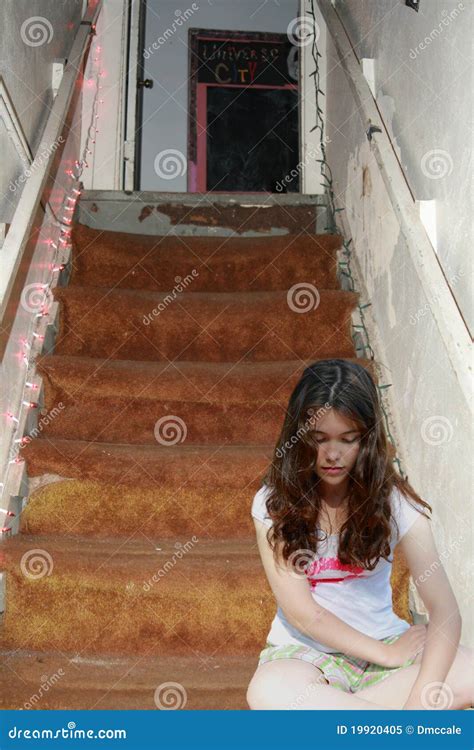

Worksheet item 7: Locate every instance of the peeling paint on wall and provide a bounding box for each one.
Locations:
[154,203,318,235]
[345,143,400,329]
[324,23,472,641]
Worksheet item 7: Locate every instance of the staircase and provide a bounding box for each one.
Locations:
[0,196,412,709]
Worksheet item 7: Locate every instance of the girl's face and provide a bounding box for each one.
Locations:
[311,407,361,487]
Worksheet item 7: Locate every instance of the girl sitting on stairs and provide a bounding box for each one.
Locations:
[247,359,473,710]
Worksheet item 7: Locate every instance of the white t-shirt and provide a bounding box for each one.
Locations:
[251,483,427,653]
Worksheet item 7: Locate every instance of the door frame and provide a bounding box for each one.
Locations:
[122,0,145,190]
[299,0,326,195]
[122,1,326,194]
[187,27,299,193]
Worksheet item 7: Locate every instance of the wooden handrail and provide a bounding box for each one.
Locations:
[0,0,102,360]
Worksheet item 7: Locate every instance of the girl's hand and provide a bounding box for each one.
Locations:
[381,625,427,668]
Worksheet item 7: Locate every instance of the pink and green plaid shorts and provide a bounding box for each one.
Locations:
[257,633,417,694]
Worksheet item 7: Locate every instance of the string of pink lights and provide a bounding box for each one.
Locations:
[0,23,104,534]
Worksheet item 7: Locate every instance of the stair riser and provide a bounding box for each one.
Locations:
[21,438,271,487]
[76,195,324,236]
[21,483,260,540]
[34,357,376,448]
[36,398,286,445]
[1,566,274,658]
[0,687,248,710]
[0,646,257,710]
[53,289,357,362]
[71,236,339,292]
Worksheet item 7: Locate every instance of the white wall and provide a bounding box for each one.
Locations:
[323,1,473,643]
[79,0,130,192]
[299,0,327,195]
[332,0,473,334]
[141,0,299,191]
[0,0,84,225]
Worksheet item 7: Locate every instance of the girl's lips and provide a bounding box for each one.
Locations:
[321,467,344,474]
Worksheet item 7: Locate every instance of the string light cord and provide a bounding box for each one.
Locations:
[0,27,104,530]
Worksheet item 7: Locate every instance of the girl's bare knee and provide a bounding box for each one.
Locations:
[246,671,270,710]
[246,683,263,710]
[246,661,330,710]
[247,667,279,709]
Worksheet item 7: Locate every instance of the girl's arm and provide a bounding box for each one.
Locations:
[254,518,391,664]
[396,512,462,709]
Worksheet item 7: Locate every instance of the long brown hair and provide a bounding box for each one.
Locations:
[262,359,432,570]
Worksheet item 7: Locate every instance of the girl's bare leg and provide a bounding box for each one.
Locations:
[247,644,474,710]
[247,660,396,710]
[355,644,474,710]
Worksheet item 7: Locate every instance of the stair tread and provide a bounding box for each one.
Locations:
[0,647,256,683]
[20,437,272,488]
[71,225,341,291]
[54,285,353,303]
[32,355,376,447]
[22,436,273,458]
[0,533,259,568]
[37,354,374,403]
[0,648,256,709]
[71,224,342,276]
[52,286,358,362]
[0,532,273,659]
[73,223,339,250]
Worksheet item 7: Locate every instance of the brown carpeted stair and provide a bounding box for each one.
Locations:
[51,286,357,362]
[0,650,260,710]
[0,204,412,709]
[68,224,341,292]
